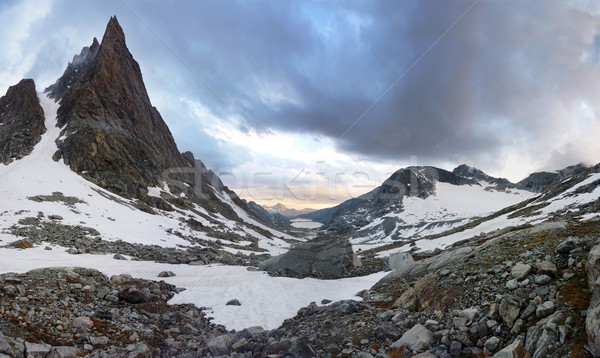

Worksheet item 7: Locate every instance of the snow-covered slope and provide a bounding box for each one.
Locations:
[352,181,533,248]
[0,244,385,330]
[375,167,600,256]
[0,94,293,255]
[312,166,533,251]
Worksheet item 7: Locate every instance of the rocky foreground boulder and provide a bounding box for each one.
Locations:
[259,236,360,278]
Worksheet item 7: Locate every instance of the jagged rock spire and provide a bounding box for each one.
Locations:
[48,16,188,200]
[44,16,256,220]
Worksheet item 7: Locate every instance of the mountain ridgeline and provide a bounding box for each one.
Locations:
[46,17,189,200]
[300,163,592,243]
[301,166,480,226]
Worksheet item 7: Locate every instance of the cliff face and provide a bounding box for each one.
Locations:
[47,16,188,199]
[0,79,45,165]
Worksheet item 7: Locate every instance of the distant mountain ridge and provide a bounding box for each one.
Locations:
[262,203,316,217]
[302,165,534,245]
[301,162,594,247]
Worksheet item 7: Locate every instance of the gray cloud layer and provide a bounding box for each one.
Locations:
[2,0,600,178]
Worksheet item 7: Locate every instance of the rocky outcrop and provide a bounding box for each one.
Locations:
[516,172,561,193]
[369,166,477,216]
[516,164,587,193]
[586,243,600,357]
[47,16,188,199]
[0,79,45,165]
[452,164,516,189]
[45,38,100,101]
[259,237,359,278]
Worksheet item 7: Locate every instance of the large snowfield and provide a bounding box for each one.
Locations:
[0,243,386,330]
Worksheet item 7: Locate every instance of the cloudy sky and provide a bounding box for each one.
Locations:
[2,0,600,209]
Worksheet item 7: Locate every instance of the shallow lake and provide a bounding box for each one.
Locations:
[290,219,322,229]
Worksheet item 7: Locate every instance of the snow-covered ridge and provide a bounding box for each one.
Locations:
[376,171,600,256]
[347,179,534,249]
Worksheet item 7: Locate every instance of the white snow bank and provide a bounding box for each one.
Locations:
[0,244,386,331]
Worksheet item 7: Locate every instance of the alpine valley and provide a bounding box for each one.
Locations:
[0,17,600,358]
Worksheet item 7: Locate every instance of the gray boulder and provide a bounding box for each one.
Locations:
[499,295,521,328]
[47,346,82,358]
[226,299,241,306]
[259,237,359,278]
[157,271,176,278]
[535,301,554,319]
[24,342,52,358]
[556,239,575,254]
[525,324,558,358]
[511,263,532,280]
[387,251,414,270]
[0,332,14,358]
[207,334,233,356]
[534,275,551,285]
[381,247,472,282]
[484,336,501,353]
[492,340,531,358]
[390,324,435,352]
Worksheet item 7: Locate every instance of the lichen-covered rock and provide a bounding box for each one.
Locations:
[499,295,521,328]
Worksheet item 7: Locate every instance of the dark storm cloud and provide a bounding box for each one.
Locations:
[5,0,600,174]
[106,0,599,169]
